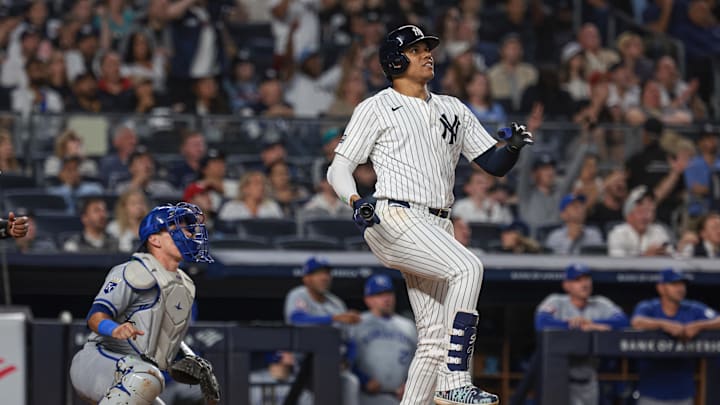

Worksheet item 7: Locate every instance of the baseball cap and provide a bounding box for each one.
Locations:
[559,194,586,211]
[565,263,591,280]
[199,148,225,169]
[659,268,691,283]
[532,153,557,170]
[182,182,209,202]
[302,256,331,276]
[364,274,394,296]
[623,185,655,217]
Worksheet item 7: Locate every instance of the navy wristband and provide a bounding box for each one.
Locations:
[98,319,120,337]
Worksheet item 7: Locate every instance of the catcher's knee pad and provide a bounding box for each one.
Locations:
[99,356,165,405]
[447,311,479,372]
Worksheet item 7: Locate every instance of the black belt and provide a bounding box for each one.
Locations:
[388,199,451,219]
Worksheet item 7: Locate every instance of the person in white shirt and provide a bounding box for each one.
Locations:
[452,170,513,224]
[607,185,671,257]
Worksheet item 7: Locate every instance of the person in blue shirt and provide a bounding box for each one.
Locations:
[631,268,720,405]
[535,264,629,405]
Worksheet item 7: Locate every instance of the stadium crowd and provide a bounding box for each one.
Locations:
[0,0,718,259]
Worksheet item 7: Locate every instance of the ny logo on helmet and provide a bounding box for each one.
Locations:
[440,114,459,145]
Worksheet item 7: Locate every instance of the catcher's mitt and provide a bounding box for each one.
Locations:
[169,355,220,404]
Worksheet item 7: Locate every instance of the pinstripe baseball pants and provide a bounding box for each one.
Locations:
[365,199,484,405]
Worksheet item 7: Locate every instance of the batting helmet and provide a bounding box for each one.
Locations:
[379,25,440,80]
[139,202,214,263]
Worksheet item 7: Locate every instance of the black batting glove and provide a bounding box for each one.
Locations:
[498,122,534,152]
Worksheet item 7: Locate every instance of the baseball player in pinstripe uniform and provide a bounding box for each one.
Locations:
[327,25,533,405]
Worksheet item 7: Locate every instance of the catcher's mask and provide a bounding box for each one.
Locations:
[138,202,214,263]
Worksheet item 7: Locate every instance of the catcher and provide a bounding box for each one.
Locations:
[70,202,220,405]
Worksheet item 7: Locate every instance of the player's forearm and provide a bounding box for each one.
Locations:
[472,145,519,177]
[327,154,360,206]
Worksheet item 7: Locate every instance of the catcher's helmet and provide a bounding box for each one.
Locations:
[139,202,213,263]
[379,25,440,80]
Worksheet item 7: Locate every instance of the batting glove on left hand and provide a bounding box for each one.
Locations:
[498,122,534,152]
[353,197,380,233]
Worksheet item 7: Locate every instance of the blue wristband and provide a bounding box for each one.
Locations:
[98,319,120,337]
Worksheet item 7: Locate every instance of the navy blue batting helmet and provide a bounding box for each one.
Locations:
[379,25,439,80]
[138,202,213,263]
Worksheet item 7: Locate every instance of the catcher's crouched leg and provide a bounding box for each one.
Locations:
[99,356,165,405]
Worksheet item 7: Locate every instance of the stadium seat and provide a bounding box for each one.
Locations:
[273,236,344,251]
[237,218,298,242]
[304,218,359,242]
[468,222,502,250]
[3,189,70,214]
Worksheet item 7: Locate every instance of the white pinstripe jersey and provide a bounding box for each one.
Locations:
[335,87,497,208]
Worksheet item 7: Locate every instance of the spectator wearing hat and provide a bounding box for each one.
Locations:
[223,49,260,114]
[631,268,720,405]
[64,24,100,83]
[487,34,538,112]
[284,256,361,405]
[452,169,513,224]
[107,188,149,252]
[11,57,64,117]
[535,264,629,405]
[350,274,416,405]
[99,122,138,188]
[607,185,672,257]
[218,171,283,221]
[625,118,689,225]
[114,146,177,197]
[684,127,720,219]
[168,130,207,189]
[544,194,604,255]
[1,27,40,89]
[62,196,119,253]
[197,148,238,212]
[490,220,542,254]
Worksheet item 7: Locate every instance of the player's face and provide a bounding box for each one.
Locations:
[563,275,592,300]
[402,42,434,83]
[365,291,395,316]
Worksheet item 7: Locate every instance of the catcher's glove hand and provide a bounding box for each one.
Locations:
[169,355,221,404]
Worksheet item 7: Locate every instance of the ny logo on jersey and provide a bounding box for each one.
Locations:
[439,114,459,145]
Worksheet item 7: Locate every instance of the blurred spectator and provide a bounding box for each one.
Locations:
[169,130,207,189]
[692,212,720,258]
[487,34,538,113]
[115,146,177,197]
[182,181,217,234]
[625,118,689,225]
[65,71,107,113]
[326,68,367,117]
[0,129,22,174]
[684,128,720,219]
[11,211,57,254]
[11,57,64,116]
[587,169,628,233]
[47,50,73,106]
[167,0,227,104]
[268,161,309,216]
[453,170,513,224]
[63,197,119,253]
[44,129,99,178]
[223,49,260,114]
[1,28,41,88]
[451,216,471,247]
[65,24,100,82]
[197,148,238,212]
[535,264,629,405]
[544,194,604,255]
[46,157,104,211]
[218,171,283,220]
[653,55,706,120]
[573,154,604,208]
[96,50,133,111]
[631,268,720,405]
[606,62,641,123]
[351,274,416,405]
[559,42,590,105]
[99,123,138,188]
[95,0,136,50]
[107,188,149,252]
[615,31,654,83]
[577,23,619,78]
[120,29,166,92]
[463,71,506,125]
[286,48,339,117]
[270,0,320,63]
[491,220,542,254]
[253,74,294,117]
[607,185,672,257]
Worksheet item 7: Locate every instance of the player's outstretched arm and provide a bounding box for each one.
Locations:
[473,122,533,177]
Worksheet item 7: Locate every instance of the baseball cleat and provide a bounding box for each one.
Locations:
[434,385,499,405]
